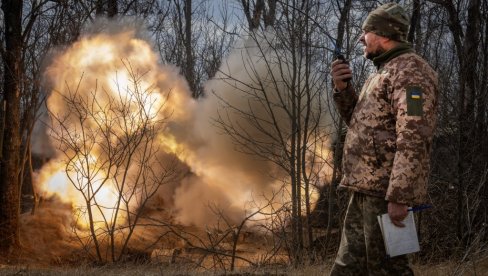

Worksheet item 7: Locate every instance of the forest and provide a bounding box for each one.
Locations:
[1,0,487,275]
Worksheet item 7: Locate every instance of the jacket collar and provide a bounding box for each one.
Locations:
[372,43,414,70]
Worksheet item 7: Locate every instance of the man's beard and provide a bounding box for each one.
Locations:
[365,45,386,60]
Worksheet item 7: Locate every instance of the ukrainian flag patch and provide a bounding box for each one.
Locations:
[406,86,423,116]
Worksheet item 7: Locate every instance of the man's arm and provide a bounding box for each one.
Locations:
[330,59,357,125]
[386,61,439,226]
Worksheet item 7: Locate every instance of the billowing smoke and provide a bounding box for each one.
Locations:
[32,20,332,235]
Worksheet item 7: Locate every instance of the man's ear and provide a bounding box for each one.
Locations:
[381,37,400,49]
[379,36,391,44]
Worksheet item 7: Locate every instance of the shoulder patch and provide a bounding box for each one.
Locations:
[406,86,423,116]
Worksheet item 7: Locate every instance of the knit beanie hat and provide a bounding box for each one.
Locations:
[362,3,410,42]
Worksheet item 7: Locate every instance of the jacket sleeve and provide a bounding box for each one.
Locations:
[333,84,358,126]
[385,65,438,205]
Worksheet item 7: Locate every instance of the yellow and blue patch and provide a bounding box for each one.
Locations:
[406,86,423,116]
[411,91,421,99]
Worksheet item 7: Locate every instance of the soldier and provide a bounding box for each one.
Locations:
[329,2,438,275]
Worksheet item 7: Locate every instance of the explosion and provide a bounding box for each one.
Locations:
[34,21,333,243]
[39,27,192,229]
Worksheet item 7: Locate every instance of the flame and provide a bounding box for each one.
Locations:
[40,29,190,229]
[35,158,118,228]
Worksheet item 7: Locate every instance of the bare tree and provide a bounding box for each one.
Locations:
[172,0,197,97]
[215,0,339,265]
[0,0,23,253]
[96,0,118,17]
[319,0,353,258]
[152,0,236,98]
[427,0,483,247]
[407,0,422,49]
[48,64,182,263]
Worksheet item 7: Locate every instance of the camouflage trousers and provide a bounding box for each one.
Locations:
[330,192,414,276]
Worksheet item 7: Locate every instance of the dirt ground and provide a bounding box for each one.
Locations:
[2,200,488,275]
[0,261,487,276]
[2,255,488,275]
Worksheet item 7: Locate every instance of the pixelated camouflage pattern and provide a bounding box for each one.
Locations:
[333,51,438,205]
[330,192,413,276]
[333,84,358,125]
[362,3,410,42]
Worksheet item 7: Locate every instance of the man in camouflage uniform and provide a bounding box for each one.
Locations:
[329,3,438,275]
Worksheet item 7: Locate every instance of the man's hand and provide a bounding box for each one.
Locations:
[331,59,353,91]
[388,201,408,227]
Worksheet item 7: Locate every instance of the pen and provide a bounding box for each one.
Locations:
[408,205,432,212]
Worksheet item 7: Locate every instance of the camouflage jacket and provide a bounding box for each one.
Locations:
[333,47,438,205]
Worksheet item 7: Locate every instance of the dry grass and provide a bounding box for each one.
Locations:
[2,257,488,276]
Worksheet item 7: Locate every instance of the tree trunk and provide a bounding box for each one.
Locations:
[107,0,118,17]
[0,0,23,253]
[477,2,488,156]
[326,0,352,249]
[184,0,197,97]
[408,0,422,51]
[96,0,105,16]
[264,0,276,27]
[241,0,265,31]
[458,0,481,243]
[436,0,481,242]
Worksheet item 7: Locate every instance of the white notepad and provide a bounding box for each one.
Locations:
[377,211,420,257]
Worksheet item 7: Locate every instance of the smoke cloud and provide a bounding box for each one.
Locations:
[32,19,332,235]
